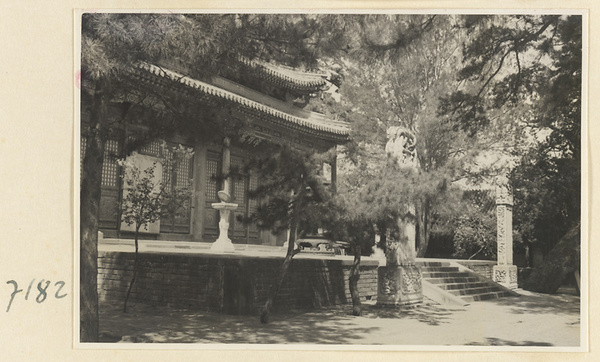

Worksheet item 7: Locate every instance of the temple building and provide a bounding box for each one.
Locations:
[81,58,350,246]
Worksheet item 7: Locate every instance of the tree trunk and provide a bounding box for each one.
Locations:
[468,244,486,260]
[416,199,429,258]
[260,218,299,324]
[349,244,362,316]
[79,80,108,342]
[123,225,141,313]
[522,223,580,294]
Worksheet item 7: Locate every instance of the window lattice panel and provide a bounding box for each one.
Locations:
[176,155,191,189]
[231,157,246,205]
[139,139,162,157]
[248,173,258,209]
[248,173,259,233]
[101,140,119,187]
[233,178,246,205]
[206,157,219,202]
[162,146,173,189]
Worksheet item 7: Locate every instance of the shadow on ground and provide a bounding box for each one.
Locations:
[99,303,379,344]
[98,290,580,345]
[465,338,553,346]
[484,291,580,316]
[351,303,455,326]
[98,301,457,343]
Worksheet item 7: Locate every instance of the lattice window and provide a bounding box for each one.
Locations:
[160,141,194,234]
[101,140,119,188]
[139,139,162,157]
[175,153,192,189]
[248,173,260,234]
[233,179,246,204]
[248,173,258,210]
[206,155,219,202]
[161,146,173,189]
[231,157,246,205]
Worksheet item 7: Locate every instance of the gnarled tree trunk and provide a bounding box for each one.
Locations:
[123,224,141,313]
[349,244,362,316]
[416,199,429,258]
[522,223,580,294]
[80,80,108,342]
[260,219,299,324]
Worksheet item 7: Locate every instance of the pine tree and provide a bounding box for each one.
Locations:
[241,145,333,323]
[333,15,507,258]
[440,15,582,291]
[323,194,376,316]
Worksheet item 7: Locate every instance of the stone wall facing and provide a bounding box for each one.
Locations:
[98,251,379,315]
[455,260,496,280]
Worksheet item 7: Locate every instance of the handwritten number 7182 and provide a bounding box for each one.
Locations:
[6,279,67,312]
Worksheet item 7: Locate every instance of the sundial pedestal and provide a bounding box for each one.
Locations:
[210,202,238,253]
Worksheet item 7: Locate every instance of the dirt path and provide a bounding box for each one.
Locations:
[99,289,580,347]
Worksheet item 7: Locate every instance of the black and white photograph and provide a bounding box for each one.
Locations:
[76,10,585,350]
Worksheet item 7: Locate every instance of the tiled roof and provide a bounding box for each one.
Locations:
[135,63,350,139]
[239,57,328,91]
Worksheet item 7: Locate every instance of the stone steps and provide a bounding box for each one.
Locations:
[447,286,504,296]
[422,271,472,278]
[437,282,488,291]
[426,276,481,284]
[462,291,514,302]
[417,261,515,305]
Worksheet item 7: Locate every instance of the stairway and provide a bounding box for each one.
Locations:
[418,261,516,306]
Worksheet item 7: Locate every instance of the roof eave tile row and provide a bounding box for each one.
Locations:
[239,57,328,91]
[236,106,349,144]
[135,63,349,139]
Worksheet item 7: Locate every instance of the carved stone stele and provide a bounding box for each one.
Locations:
[377,126,423,307]
[493,185,517,289]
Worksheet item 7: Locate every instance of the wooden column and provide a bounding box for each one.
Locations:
[191,144,206,242]
[330,151,337,193]
[221,137,231,196]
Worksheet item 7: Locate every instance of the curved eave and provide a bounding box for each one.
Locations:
[239,57,328,92]
[133,63,349,143]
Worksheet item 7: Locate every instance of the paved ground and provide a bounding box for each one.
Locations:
[98,288,581,347]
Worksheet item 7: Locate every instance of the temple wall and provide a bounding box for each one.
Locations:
[98,251,379,314]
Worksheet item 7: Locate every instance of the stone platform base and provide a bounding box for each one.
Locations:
[98,250,380,315]
[493,264,518,289]
[377,264,423,307]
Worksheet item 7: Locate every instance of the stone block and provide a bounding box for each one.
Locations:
[493,264,518,289]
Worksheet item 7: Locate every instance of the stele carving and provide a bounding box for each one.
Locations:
[401,267,422,294]
[494,269,507,283]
